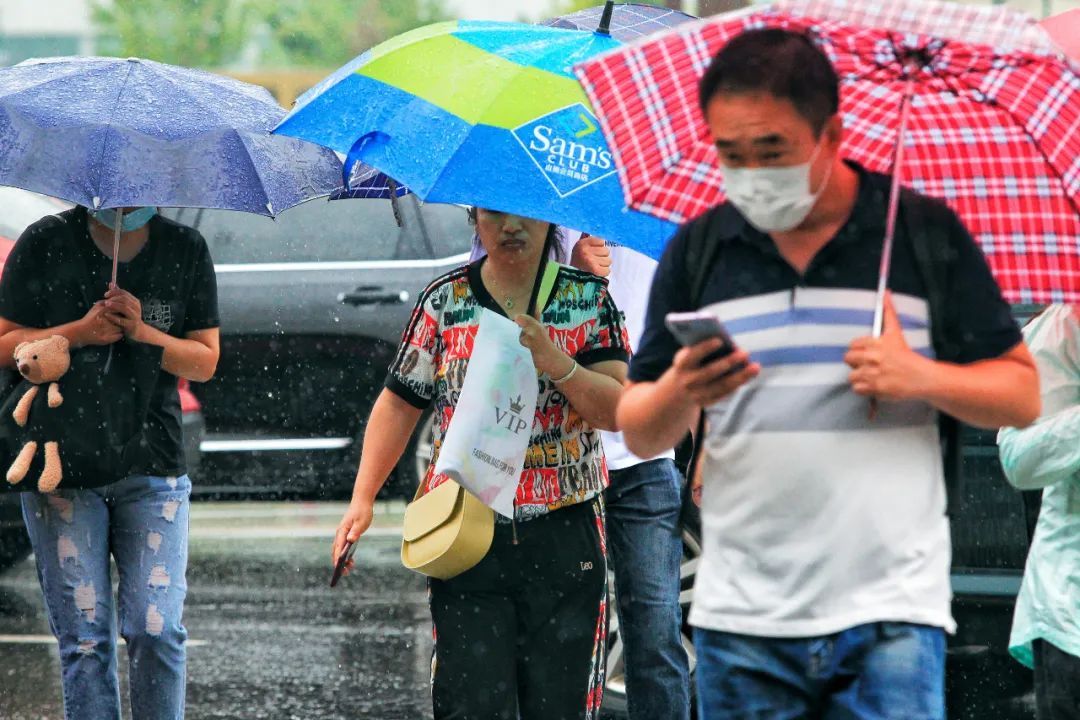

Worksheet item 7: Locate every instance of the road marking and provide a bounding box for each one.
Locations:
[191,505,353,519]
[0,635,208,647]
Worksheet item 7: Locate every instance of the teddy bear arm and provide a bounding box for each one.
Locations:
[48,383,63,408]
[13,386,39,427]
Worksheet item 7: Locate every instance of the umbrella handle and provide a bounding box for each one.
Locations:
[110,208,123,289]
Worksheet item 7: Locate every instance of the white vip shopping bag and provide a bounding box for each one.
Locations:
[433,307,539,518]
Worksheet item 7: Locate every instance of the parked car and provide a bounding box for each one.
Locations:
[600,307,1045,719]
[0,185,71,273]
[0,192,205,573]
[179,378,205,479]
[0,187,73,573]
[162,196,473,499]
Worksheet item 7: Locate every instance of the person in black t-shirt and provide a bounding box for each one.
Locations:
[0,205,219,720]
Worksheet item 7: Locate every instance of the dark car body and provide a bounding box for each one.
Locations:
[162,196,474,499]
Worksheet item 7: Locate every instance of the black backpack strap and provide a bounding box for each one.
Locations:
[682,206,730,487]
[896,186,964,516]
[685,207,731,308]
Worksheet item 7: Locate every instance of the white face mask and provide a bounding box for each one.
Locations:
[719,139,833,233]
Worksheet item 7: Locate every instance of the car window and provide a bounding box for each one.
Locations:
[169,198,423,264]
[418,203,473,258]
[0,187,71,239]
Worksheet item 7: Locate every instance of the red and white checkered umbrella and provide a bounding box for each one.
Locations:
[575,0,1080,304]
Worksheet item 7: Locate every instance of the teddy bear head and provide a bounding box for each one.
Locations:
[13,336,71,385]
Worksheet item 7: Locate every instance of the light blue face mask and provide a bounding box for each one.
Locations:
[91,206,157,232]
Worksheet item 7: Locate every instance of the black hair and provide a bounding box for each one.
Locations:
[467,207,564,262]
[698,28,839,136]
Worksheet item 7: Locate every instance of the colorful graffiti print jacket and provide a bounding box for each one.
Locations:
[386,260,630,521]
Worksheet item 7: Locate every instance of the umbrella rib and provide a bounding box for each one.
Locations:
[151,65,275,133]
[232,130,275,216]
[154,63,282,137]
[89,60,137,209]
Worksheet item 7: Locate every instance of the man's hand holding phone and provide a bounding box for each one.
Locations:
[664,312,760,407]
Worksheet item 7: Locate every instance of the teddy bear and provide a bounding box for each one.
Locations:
[6,335,70,493]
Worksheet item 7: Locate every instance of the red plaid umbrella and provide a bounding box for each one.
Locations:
[575,0,1080,304]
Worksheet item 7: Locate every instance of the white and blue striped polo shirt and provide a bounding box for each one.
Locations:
[632,165,1022,638]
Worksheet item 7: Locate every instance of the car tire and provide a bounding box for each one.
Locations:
[602,487,700,717]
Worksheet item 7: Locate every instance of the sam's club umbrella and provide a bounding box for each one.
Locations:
[274,18,679,258]
[327,3,696,211]
[575,0,1080,304]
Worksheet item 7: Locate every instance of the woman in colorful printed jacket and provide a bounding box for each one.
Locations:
[333,207,629,720]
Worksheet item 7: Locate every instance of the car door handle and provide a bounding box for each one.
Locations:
[338,286,411,307]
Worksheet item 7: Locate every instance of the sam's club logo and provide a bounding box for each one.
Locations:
[513,103,616,198]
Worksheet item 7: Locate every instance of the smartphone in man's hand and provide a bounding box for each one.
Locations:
[665,311,738,366]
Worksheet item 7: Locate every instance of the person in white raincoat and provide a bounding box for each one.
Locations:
[999,304,1080,719]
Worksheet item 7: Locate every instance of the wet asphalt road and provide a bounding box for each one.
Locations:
[0,502,438,720]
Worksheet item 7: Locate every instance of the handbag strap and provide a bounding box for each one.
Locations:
[533,261,561,318]
[411,474,428,502]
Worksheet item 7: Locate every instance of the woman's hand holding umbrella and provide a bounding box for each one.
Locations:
[570,235,612,278]
[75,303,125,348]
[102,288,147,343]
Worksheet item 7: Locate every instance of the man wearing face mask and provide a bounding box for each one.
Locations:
[618,29,1039,719]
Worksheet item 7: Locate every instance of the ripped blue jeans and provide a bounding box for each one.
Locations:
[21,475,191,720]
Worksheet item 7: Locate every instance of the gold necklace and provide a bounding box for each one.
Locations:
[484,267,523,311]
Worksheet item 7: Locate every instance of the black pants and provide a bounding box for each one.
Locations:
[1034,640,1080,720]
[429,499,608,720]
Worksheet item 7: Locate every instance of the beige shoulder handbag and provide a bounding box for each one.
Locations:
[400,261,563,580]
[400,478,495,580]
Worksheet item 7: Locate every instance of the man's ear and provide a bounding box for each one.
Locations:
[825,114,844,151]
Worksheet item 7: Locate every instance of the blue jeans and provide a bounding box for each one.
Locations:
[606,458,691,720]
[21,475,191,720]
[695,623,945,720]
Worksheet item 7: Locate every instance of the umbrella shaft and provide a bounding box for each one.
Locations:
[873,80,915,338]
[111,209,123,288]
